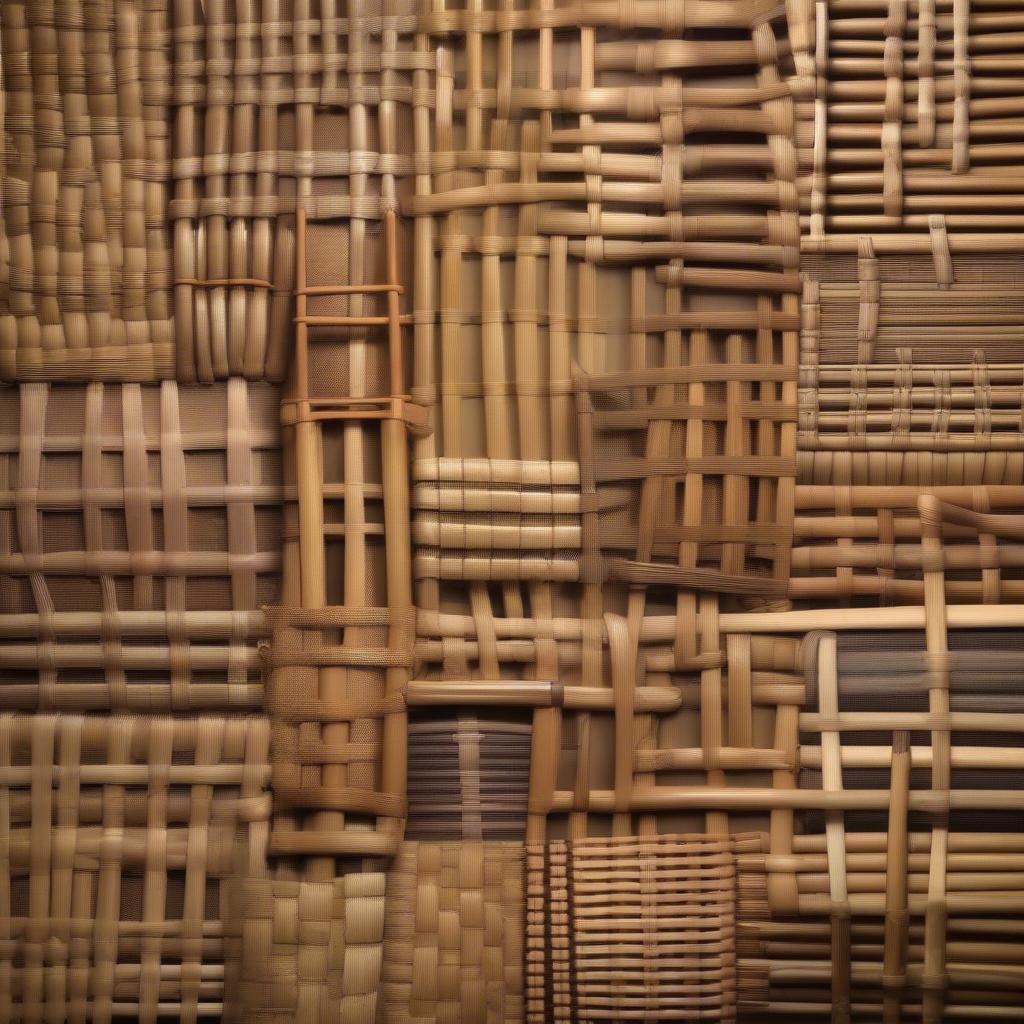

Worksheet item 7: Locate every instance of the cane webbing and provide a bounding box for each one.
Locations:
[223,871,386,1024]
[0,0,174,382]
[793,0,1024,242]
[0,711,270,1023]
[791,484,1024,605]
[382,841,524,1024]
[526,833,762,1024]
[0,380,281,711]
[405,713,532,842]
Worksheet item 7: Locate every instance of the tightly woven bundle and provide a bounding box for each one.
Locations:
[0,0,174,381]
[405,713,531,842]
[223,870,386,1024]
[383,841,524,1024]
[799,355,1024,485]
[0,711,270,1022]
[526,833,761,1023]
[0,380,282,711]
[791,484,1024,604]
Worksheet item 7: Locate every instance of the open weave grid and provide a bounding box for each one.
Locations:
[0,0,174,381]
[406,0,800,608]
[223,870,386,1024]
[169,0,420,381]
[415,609,805,843]
[0,380,282,711]
[791,484,1024,605]
[382,841,524,1024]
[0,711,270,1023]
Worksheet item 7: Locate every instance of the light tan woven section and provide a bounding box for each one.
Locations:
[407,0,800,610]
[799,356,1024,486]
[739,619,1024,1022]
[170,0,420,381]
[792,0,1024,241]
[526,833,759,1023]
[0,380,282,711]
[791,485,1024,604]
[383,841,524,1024]
[223,871,386,1024]
[0,0,173,381]
[0,711,270,1022]
[415,610,803,842]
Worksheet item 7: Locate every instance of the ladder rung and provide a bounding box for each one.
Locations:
[299,284,403,296]
[296,314,391,327]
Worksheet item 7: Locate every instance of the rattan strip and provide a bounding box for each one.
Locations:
[0,380,282,711]
[0,711,270,1022]
[405,714,531,842]
[266,208,412,863]
[382,841,524,1024]
[526,833,762,1023]
[0,0,174,381]
[223,870,386,1024]
[790,484,1024,604]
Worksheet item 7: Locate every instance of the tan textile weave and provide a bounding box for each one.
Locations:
[526,833,761,1024]
[407,0,800,605]
[0,380,282,711]
[0,0,174,381]
[383,841,524,1024]
[0,711,270,1022]
[223,871,386,1024]
[791,484,1024,605]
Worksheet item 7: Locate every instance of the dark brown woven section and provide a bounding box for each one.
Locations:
[383,841,524,1024]
[0,381,282,710]
[223,871,386,1024]
[0,0,174,381]
[406,713,531,841]
[0,711,270,1022]
[527,833,760,1023]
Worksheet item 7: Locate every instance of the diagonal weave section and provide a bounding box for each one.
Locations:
[0,0,174,381]
[383,841,524,1024]
[0,711,270,1023]
[526,833,759,1023]
[223,871,386,1024]
[0,380,282,711]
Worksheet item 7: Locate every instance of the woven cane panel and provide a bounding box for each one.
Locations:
[791,485,1024,605]
[0,0,174,382]
[416,610,803,841]
[407,0,800,603]
[792,0,1024,241]
[0,380,282,710]
[223,871,386,1024]
[406,713,531,842]
[170,0,420,382]
[738,623,1024,1021]
[382,841,524,1024]
[526,833,762,1024]
[0,711,270,1023]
